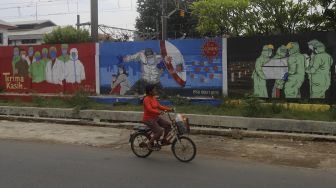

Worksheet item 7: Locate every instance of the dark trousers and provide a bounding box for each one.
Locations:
[145,117,172,142]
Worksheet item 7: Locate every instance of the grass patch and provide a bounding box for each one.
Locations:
[0,95,335,122]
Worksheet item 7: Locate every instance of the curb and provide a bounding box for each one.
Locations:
[1,115,336,142]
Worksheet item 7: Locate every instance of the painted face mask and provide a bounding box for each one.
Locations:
[50,51,57,59]
[28,49,34,56]
[14,49,19,56]
[71,52,77,60]
[118,68,124,74]
[147,57,155,65]
[42,53,48,59]
[35,56,41,62]
[62,49,68,56]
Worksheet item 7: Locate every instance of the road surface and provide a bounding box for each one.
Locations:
[0,140,335,188]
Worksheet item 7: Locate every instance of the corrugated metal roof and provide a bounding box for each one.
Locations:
[0,19,16,29]
[8,26,57,40]
[10,20,56,26]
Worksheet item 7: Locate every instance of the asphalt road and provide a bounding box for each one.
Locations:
[0,140,335,188]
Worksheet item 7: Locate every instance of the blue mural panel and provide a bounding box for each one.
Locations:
[99,38,223,97]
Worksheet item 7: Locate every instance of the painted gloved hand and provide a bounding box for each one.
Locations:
[282,72,289,81]
[157,60,166,70]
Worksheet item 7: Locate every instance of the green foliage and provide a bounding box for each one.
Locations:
[32,95,45,107]
[136,0,199,39]
[319,0,336,30]
[270,102,283,114]
[329,105,336,121]
[242,95,264,117]
[66,89,92,111]
[43,26,92,44]
[191,0,333,37]
[191,0,249,37]
[170,97,192,106]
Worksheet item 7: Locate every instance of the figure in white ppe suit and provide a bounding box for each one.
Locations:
[121,48,165,95]
[45,47,65,85]
[65,48,86,83]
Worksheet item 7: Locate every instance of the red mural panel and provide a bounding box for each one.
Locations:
[0,43,96,94]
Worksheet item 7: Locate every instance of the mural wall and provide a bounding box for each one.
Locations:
[99,38,223,97]
[0,43,96,94]
[227,31,336,102]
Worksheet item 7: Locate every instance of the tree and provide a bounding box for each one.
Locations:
[191,0,332,37]
[318,0,336,30]
[191,0,249,37]
[43,26,92,44]
[135,0,199,39]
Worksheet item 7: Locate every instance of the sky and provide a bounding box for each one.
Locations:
[0,0,139,30]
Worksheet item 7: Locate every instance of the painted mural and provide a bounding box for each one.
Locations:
[0,43,96,94]
[99,38,223,97]
[227,32,336,101]
[252,40,333,99]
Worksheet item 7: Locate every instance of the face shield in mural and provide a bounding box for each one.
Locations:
[61,44,69,56]
[42,48,48,59]
[70,48,78,61]
[28,47,34,57]
[13,47,19,57]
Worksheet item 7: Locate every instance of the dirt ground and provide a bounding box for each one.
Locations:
[1,120,336,170]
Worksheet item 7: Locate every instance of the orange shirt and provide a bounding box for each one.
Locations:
[143,96,171,121]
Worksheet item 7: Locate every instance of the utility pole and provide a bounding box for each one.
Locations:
[161,0,167,40]
[35,2,38,21]
[90,0,98,42]
[76,15,80,30]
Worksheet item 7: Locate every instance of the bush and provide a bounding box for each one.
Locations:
[66,89,92,111]
[43,26,92,44]
[329,105,336,121]
[242,95,264,117]
[270,102,283,114]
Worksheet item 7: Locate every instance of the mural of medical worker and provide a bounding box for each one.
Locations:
[29,51,46,83]
[284,42,305,98]
[273,45,288,94]
[57,44,70,65]
[12,47,20,75]
[46,47,65,85]
[65,48,85,83]
[252,44,274,98]
[121,48,165,95]
[305,40,334,98]
[110,65,130,95]
[15,49,29,77]
[27,46,35,65]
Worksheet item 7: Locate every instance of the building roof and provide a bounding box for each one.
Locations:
[10,20,56,26]
[8,26,57,40]
[9,20,56,30]
[0,19,16,29]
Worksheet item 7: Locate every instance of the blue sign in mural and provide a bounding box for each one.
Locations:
[99,38,223,96]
